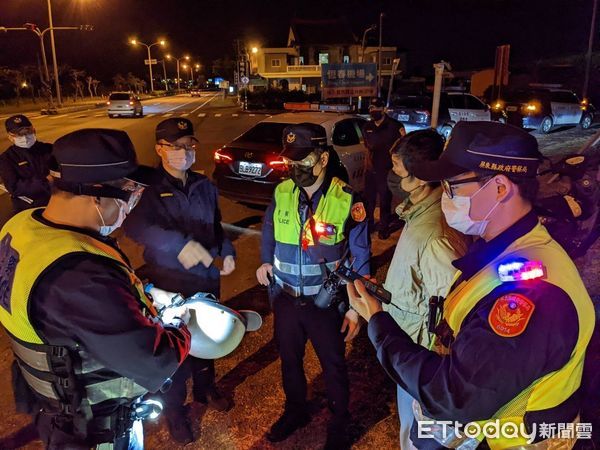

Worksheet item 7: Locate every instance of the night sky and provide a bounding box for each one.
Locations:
[0,0,596,84]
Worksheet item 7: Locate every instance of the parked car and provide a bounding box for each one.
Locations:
[107,92,143,118]
[387,92,494,138]
[213,112,368,204]
[497,88,592,134]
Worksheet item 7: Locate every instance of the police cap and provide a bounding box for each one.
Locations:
[5,114,33,133]
[369,97,385,108]
[155,118,195,143]
[51,129,156,198]
[282,123,329,161]
[412,121,544,181]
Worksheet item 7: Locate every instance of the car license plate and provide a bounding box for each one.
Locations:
[238,161,263,176]
[398,114,410,121]
[507,106,518,112]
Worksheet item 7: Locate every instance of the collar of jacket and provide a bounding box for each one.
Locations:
[396,186,442,222]
[158,165,204,192]
[451,209,538,281]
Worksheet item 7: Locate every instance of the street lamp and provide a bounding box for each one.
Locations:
[251,47,258,54]
[360,24,377,63]
[166,54,189,91]
[129,38,166,93]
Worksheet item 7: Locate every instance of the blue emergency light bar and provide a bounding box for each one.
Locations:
[497,260,546,282]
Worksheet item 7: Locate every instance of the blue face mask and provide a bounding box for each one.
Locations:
[13,133,36,149]
[95,199,127,236]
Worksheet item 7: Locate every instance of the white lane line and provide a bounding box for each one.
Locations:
[249,114,256,117]
[181,113,190,117]
[190,93,219,113]
[94,113,104,117]
[164,98,201,113]
[145,113,155,118]
[49,115,65,120]
[215,113,222,117]
[198,113,207,118]
[232,113,239,117]
[162,113,173,117]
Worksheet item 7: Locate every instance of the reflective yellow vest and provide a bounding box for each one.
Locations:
[428,222,595,449]
[272,177,352,296]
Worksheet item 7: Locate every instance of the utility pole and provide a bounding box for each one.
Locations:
[47,0,62,106]
[377,12,384,97]
[583,0,598,101]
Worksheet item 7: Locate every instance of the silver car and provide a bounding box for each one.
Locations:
[107,92,143,118]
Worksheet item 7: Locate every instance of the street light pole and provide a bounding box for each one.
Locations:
[161,59,168,91]
[583,0,598,101]
[377,12,384,97]
[130,39,166,93]
[360,24,376,63]
[47,0,62,106]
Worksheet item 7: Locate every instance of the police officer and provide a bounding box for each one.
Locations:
[124,118,234,444]
[256,123,370,450]
[347,121,596,449]
[0,128,191,449]
[0,114,52,213]
[362,97,405,239]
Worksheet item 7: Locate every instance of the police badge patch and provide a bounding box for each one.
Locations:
[0,234,19,314]
[488,293,535,337]
[177,121,188,130]
[286,132,296,144]
[351,202,366,222]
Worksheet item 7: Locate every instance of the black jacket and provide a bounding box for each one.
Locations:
[124,168,235,297]
[0,141,52,213]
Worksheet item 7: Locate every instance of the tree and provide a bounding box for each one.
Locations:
[112,73,127,91]
[69,69,86,101]
[86,76,93,97]
[92,79,100,97]
[0,68,26,105]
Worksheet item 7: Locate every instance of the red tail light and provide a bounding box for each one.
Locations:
[214,149,233,163]
[268,156,288,171]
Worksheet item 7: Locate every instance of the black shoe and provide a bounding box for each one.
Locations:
[195,386,231,412]
[165,408,194,445]
[266,410,311,443]
[324,421,351,450]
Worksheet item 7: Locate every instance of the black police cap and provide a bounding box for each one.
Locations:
[52,129,156,187]
[282,123,329,161]
[5,114,33,133]
[155,118,195,143]
[412,121,544,181]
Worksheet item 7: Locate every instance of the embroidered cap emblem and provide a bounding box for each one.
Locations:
[177,121,188,130]
[286,132,296,144]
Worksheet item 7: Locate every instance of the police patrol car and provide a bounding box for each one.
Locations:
[213,105,368,204]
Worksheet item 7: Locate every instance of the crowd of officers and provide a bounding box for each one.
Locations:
[0,100,595,450]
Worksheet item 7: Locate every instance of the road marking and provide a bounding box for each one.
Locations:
[49,115,65,120]
[181,113,190,117]
[164,98,202,113]
[198,113,207,118]
[215,113,222,117]
[249,114,256,117]
[232,113,239,117]
[94,113,104,117]
[162,113,173,117]
[145,113,155,118]
[190,93,219,113]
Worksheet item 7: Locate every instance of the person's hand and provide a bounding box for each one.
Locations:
[147,286,178,308]
[220,255,236,275]
[161,304,191,325]
[177,240,213,270]
[256,263,274,286]
[341,308,361,342]
[346,278,383,322]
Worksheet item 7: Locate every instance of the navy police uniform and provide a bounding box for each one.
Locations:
[261,123,370,446]
[0,129,190,449]
[124,118,234,442]
[361,98,405,234]
[0,115,52,213]
[365,122,595,449]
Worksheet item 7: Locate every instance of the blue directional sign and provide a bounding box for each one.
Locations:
[321,63,377,98]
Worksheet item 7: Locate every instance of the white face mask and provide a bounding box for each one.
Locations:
[95,199,127,236]
[441,177,501,236]
[165,149,195,171]
[13,133,36,149]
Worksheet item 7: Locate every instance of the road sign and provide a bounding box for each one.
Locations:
[241,76,249,85]
[321,63,377,98]
[144,59,157,65]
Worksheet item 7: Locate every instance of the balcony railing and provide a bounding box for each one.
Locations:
[286,65,321,73]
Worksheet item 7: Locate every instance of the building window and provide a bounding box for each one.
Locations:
[343,55,350,64]
[383,57,393,66]
[271,59,281,68]
[319,53,329,65]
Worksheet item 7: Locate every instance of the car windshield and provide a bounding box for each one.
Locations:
[109,93,130,100]
[238,122,291,144]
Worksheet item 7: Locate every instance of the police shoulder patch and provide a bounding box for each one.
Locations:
[351,202,366,222]
[488,293,535,337]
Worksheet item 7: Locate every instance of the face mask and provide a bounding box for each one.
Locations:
[291,165,320,187]
[13,133,36,149]
[370,110,384,121]
[441,178,501,236]
[96,199,127,236]
[165,149,195,171]
[387,170,410,200]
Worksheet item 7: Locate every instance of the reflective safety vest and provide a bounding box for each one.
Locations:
[0,209,155,421]
[273,177,352,297]
[422,222,595,449]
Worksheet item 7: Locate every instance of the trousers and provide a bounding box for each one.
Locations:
[365,169,393,229]
[271,287,349,422]
[162,356,216,411]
